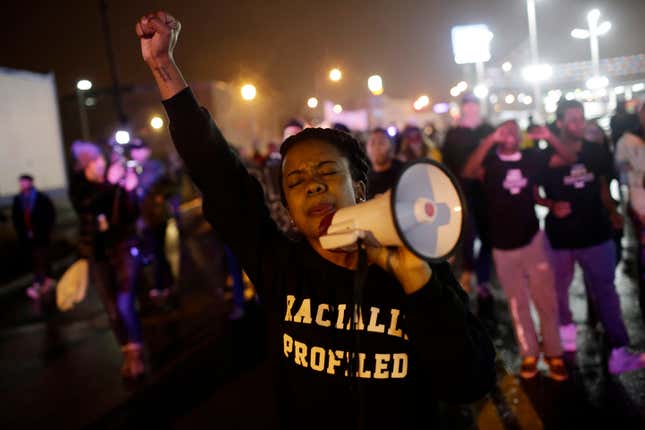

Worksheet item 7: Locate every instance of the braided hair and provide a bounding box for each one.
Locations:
[278,127,370,205]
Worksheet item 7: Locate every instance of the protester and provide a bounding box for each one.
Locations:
[129,140,176,300]
[442,94,495,311]
[136,12,496,428]
[540,99,645,374]
[615,101,645,320]
[396,125,441,164]
[611,98,639,145]
[463,120,574,381]
[365,128,403,198]
[11,174,56,299]
[69,141,146,379]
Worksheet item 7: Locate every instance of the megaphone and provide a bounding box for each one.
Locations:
[319,159,464,262]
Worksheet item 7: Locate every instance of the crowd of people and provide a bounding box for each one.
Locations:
[6,8,645,428]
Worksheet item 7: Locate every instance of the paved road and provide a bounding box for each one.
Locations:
[1,208,644,429]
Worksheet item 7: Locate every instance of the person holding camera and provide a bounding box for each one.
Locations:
[69,141,145,379]
[135,11,495,428]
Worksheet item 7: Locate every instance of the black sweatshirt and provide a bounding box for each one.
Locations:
[163,88,496,429]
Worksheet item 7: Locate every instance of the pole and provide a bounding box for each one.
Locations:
[526,0,543,122]
[99,0,128,125]
[475,62,488,116]
[76,90,91,140]
[588,18,600,76]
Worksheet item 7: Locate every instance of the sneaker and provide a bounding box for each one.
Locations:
[121,343,145,379]
[26,284,41,300]
[608,347,645,374]
[546,356,568,381]
[520,356,538,379]
[559,323,577,352]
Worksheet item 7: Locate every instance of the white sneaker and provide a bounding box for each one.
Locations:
[608,347,645,374]
[559,323,577,352]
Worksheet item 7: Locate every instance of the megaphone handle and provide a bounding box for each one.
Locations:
[351,239,368,430]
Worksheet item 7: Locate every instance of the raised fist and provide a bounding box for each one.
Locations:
[135,11,181,65]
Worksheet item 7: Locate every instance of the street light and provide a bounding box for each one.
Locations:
[525,0,545,121]
[329,68,342,82]
[241,84,257,101]
[502,62,513,72]
[367,75,384,95]
[571,9,611,88]
[332,104,343,114]
[150,116,164,130]
[307,97,319,108]
[474,84,489,99]
[115,130,130,145]
[76,79,92,140]
[76,79,92,91]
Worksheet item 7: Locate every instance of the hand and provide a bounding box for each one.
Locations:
[610,211,624,230]
[366,245,432,295]
[135,11,181,66]
[107,163,125,184]
[527,125,552,141]
[483,127,505,147]
[552,201,572,218]
[123,171,139,192]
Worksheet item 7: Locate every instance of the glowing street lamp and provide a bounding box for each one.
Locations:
[75,79,93,140]
[501,62,512,72]
[241,84,257,101]
[115,130,130,145]
[150,116,164,130]
[332,104,343,114]
[571,9,611,87]
[367,75,384,95]
[329,68,342,82]
[307,97,319,108]
[474,84,489,99]
[76,79,92,91]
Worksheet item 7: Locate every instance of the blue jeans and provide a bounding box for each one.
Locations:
[91,242,143,345]
[550,240,629,349]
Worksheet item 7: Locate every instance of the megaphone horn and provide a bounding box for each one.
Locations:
[319,159,465,262]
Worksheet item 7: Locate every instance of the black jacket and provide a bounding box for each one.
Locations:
[163,88,496,429]
[69,173,139,259]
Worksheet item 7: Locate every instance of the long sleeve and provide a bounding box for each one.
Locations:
[162,87,286,297]
[404,262,496,403]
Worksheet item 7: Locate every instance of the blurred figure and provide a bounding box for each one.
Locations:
[610,98,639,145]
[463,120,571,381]
[585,120,622,265]
[442,94,495,309]
[365,128,403,198]
[616,101,645,320]
[542,100,645,374]
[130,140,176,300]
[69,142,145,379]
[12,174,56,299]
[396,125,441,163]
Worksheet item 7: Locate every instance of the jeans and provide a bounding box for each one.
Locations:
[493,231,562,357]
[91,242,142,345]
[550,240,630,349]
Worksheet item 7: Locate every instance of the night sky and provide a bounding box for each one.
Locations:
[4,0,645,112]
